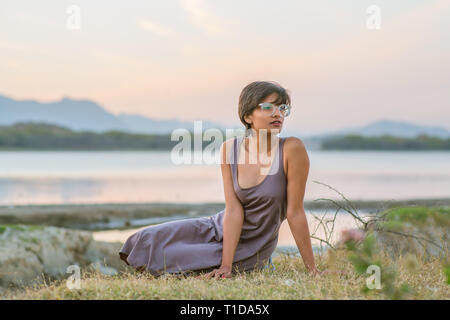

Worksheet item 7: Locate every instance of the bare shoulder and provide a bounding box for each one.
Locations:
[283,136,308,158]
[283,137,310,184]
[221,137,236,153]
[222,137,235,148]
[220,137,236,164]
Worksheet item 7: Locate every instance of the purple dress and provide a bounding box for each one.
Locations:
[119,136,288,276]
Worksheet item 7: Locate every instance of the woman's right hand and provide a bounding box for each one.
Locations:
[196,265,232,280]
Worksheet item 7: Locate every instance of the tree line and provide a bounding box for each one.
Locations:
[0,122,184,150]
[0,122,449,150]
[321,134,450,150]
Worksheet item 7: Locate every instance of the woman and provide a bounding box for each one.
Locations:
[119,81,325,279]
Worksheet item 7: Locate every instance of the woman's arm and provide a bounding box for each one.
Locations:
[221,204,244,268]
[202,139,244,279]
[284,137,319,274]
[220,139,245,268]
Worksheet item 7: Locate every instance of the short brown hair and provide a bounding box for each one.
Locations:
[238,81,291,131]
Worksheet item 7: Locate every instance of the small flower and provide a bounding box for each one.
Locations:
[340,228,365,243]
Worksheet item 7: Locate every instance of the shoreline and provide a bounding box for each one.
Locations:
[92,212,367,248]
[1,197,449,231]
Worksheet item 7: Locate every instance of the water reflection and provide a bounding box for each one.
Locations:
[1,150,449,205]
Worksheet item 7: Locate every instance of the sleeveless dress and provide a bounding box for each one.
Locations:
[118,136,288,276]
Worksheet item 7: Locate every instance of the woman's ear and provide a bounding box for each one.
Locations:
[244,114,253,126]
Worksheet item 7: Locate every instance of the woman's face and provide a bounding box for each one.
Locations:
[244,92,284,135]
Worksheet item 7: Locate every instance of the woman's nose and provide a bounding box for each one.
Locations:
[272,106,283,117]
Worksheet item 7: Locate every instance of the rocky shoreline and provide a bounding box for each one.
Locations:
[1,199,448,295]
[0,224,132,294]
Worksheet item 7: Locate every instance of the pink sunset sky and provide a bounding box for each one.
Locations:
[1,0,449,135]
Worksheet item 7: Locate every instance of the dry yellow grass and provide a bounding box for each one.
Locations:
[2,248,448,300]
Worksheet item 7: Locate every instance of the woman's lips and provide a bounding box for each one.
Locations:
[270,121,282,126]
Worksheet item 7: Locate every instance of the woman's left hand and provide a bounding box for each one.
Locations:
[195,265,232,280]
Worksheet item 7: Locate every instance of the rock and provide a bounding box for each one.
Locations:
[84,240,124,271]
[367,207,449,261]
[90,261,119,276]
[0,224,130,291]
[371,223,448,261]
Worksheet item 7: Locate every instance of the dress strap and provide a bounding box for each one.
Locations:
[279,137,286,175]
[233,136,238,165]
[230,137,238,185]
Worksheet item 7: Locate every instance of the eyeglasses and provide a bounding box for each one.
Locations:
[258,102,292,117]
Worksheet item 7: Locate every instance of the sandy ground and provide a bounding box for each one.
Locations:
[2,198,448,228]
[2,198,448,248]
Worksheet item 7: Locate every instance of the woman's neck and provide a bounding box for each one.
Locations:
[244,131,278,157]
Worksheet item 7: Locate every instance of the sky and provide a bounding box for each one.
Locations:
[1,0,449,135]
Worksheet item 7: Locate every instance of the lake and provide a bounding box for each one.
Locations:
[1,149,448,248]
[1,150,449,205]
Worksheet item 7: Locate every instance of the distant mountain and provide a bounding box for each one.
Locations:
[0,95,126,132]
[2,95,448,139]
[0,94,232,134]
[306,119,450,139]
[116,113,234,134]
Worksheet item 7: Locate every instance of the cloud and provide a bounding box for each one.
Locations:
[180,0,226,36]
[136,19,176,37]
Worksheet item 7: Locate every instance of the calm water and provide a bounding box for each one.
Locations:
[0,150,449,205]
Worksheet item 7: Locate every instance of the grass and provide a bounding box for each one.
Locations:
[1,205,449,300]
[0,224,44,234]
[383,206,450,227]
[2,247,448,300]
